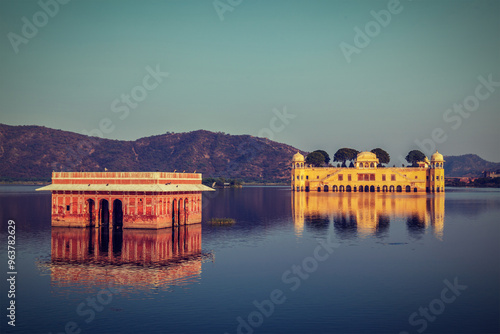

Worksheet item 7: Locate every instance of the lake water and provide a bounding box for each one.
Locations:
[1,186,499,334]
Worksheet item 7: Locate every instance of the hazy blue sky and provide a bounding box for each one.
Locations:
[1,0,499,163]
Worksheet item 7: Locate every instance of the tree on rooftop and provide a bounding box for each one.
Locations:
[306,152,326,167]
[312,150,330,164]
[333,148,359,165]
[371,148,390,165]
[405,150,426,166]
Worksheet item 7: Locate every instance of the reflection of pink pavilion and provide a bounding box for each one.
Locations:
[49,225,206,290]
[37,172,214,229]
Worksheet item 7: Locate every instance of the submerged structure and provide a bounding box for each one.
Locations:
[37,172,214,229]
[291,151,445,193]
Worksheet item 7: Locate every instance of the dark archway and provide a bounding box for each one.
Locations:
[383,185,388,192]
[178,198,183,225]
[389,186,395,192]
[436,187,440,192]
[317,187,321,192]
[376,186,380,192]
[172,199,177,225]
[346,185,351,192]
[87,199,95,227]
[396,185,402,192]
[339,185,344,192]
[405,186,411,193]
[333,185,338,192]
[112,199,123,228]
[359,185,364,192]
[100,199,109,226]
[183,198,189,225]
[414,187,418,192]
[324,185,329,192]
[370,185,375,192]
[365,185,369,192]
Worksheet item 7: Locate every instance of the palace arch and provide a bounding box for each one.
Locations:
[112,199,123,228]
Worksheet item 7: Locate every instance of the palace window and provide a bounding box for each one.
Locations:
[415,176,418,179]
[317,175,319,179]
[382,174,386,181]
[306,176,308,180]
[338,174,343,181]
[391,174,396,181]
[370,174,375,181]
[297,176,299,180]
[348,174,351,181]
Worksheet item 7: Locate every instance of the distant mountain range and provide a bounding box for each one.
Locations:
[0,124,303,182]
[0,123,498,182]
[443,154,500,177]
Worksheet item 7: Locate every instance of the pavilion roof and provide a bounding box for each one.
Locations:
[36,183,214,192]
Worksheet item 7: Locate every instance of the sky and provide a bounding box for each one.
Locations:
[0,0,499,164]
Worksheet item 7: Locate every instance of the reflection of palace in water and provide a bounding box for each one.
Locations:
[49,224,206,290]
[292,192,445,240]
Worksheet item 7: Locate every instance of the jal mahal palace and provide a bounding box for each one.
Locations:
[291,151,445,193]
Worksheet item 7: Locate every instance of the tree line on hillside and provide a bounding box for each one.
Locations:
[304,148,428,168]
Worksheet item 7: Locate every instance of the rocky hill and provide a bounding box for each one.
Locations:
[443,154,500,177]
[0,124,303,182]
[0,123,498,182]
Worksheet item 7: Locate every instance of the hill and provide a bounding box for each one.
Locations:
[1,123,498,182]
[444,154,500,177]
[0,124,303,182]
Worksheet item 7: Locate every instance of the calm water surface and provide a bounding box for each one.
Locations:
[0,186,499,334]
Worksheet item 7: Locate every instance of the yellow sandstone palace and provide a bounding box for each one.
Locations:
[291,151,445,193]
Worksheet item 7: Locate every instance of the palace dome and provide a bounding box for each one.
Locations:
[292,152,305,162]
[356,151,378,161]
[431,151,444,161]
